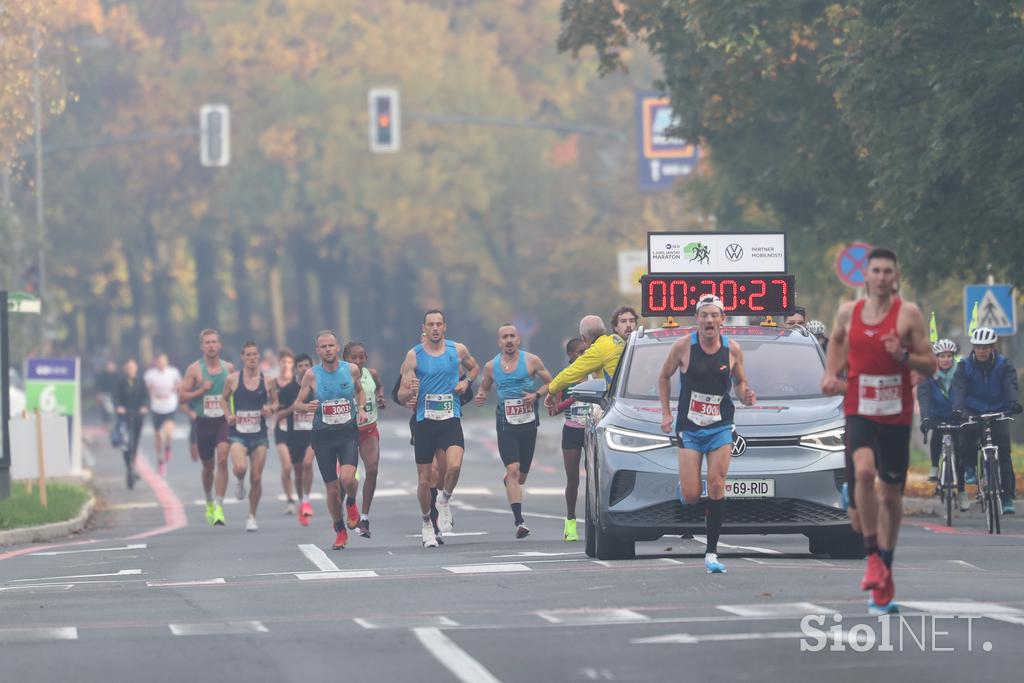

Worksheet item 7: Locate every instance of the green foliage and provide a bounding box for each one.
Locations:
[0,481,90,530]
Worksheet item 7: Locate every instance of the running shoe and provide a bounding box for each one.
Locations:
[965,468,977,484]
[285,500,296,515]
[332,524,348,550]
[860,554,889,591]
[958,491,971,512]
[433,523,445,545]
[234,477,246,501]
[1003,500,1015,515]
[158,460,167,477]
[436,496,454,532]
[246,516,258,532]
[299,500,314,523]
[212,504,226,526]
[422,523,439,548]
[563,518,579,542]
[871,570,895,609]
[840,482,850,511]
[358,519,371,538]
[704,553,727,574]
[867,597,900,615]
[346,502,360,529]
[205,501,216,525]
[126,469,135,490]
[516,524,531,539]
[927,466,938,482]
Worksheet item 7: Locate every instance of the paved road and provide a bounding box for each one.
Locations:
[2,417,1022,682]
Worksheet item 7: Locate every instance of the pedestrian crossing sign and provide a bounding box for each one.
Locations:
[964,284,1016,336]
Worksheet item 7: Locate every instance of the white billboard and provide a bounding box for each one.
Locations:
[647,232,786,274]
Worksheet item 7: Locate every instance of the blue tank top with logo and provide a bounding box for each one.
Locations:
[493,351,539,428]
[415,340,462,422]
[312,363,356,432]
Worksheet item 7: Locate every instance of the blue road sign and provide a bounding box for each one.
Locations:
[635,92,699,192]
[964,284,1016,336]
[835,242,872,288]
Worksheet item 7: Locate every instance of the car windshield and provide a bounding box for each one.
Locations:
[623,338,825,401]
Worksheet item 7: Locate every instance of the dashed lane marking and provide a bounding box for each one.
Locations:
[295,571,378,581]
[717,602,835,618]
[9,569,141,583]
[168,621,268,636]
[29,544,147,557]
[632,630,806,645]
[450,499,567,521]
[443,563,531,575]
[146,578,226,587]
[538,608,649,625]
[354,616,459,630]
[691,535,783,555]
[298,544,341,572]
[413,627,503,683]
[0,627,78,642]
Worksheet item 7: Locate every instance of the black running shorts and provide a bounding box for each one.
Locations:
[412,418,464,465]
[561,424,584,450]
[496,418,537,473]
[311,428,359,483]
[844,414,911,508]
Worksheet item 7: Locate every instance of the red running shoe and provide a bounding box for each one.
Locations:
[332,526,348,550]
[860,553,889,592]
[872,570,895,608]
[346,502,360,530]
[299,501,313,524]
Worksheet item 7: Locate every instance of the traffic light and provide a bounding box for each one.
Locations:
[199,104,231,167]
[368,88,400,153]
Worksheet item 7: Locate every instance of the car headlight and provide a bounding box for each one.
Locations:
[800,427,845,451]
[604,425,673,453]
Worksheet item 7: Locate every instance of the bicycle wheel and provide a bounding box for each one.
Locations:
[979,461,991,533]
[942,453,954,527]
[990,458,1002,535]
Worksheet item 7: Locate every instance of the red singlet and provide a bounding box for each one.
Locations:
[843,298,913,425]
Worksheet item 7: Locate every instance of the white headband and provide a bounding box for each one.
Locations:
[696,295,724,313]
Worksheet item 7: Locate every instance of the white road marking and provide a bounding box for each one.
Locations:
[810,559,836,567]
[147,578,226,587]
[0,584,74,593]
[413,627,503,683]
[0,627,78,642]
[948,559,985,571]
[30,544,148,556]
[717,602,835,617]
[105,502,160,510]
[453,487,493,496]
[632,630,806,645]
[901,600,1024,617]
[405,532,489,538]
[374,488,414,497]
[691,535,782,555]
[450,500,566,521]
[195,493,324,506]
[10,569,142,583]
[493,551,584,558]
[988,615,1024,626]
[444,563,531,575]
[539,608,649,625]
[743,558,769,565]
[169,621,268,636]
[354,616,459,629]
[522,487,569,496]
[298,543,341,572]
[295,571,378,581]
[659,558,686,565]
[592,560,614,567]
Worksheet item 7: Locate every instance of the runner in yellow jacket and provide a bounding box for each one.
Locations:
[544,315,625,402]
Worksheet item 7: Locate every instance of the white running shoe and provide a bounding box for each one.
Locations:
[436,496,454,532]
[285,501,295,515]
[422,523,439,548]
[235,477,246,501]
[515,524,531,539]
[245,516,258,532]
[958,491,971,512]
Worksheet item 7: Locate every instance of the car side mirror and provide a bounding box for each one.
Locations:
[569,378,607,404]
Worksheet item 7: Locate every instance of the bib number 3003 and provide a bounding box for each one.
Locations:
[321,399,352,425]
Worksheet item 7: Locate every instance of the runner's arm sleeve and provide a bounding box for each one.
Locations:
[548,345,603,395]
[951,362,967,413]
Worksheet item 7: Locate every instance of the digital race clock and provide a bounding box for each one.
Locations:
[641,274,795,316]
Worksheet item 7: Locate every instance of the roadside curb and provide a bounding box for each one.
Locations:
[903,497,941,516]
[0,495,96,547]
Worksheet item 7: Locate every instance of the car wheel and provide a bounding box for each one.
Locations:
[584,478,596,558]
[595,522,635,560]
[820,527,866,560]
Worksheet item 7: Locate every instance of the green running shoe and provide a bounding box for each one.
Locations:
[563,518,579,542]
[205,501,216,526]
[212,504,226,526]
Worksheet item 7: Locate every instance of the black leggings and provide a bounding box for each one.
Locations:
[122,414,145,468]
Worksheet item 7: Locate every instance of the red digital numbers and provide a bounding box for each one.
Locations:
[748,279,767,311]
[648,280,667,312]
[642,275,793,317]
[771,278,789,309]
[719,279,738,311]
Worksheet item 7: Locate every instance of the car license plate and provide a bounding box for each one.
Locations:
[700,479,775,498]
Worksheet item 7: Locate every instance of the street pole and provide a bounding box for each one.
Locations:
[33,25,46,300]
[1,291,11,499]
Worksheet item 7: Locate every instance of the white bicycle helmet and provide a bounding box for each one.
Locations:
[806,320,827,336]
[932,338,957,354]
[969,327,998,345]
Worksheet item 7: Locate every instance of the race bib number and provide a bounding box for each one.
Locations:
[503,398,535,426]
[858,374,902,416]
[358,401,375,426]
[294,410,314,431]
[321,398,353,425]
[203,394,224,418]
[235,410,262,434]
[567,403,592,423]
[424,393,455,421]
[687,391,723,427]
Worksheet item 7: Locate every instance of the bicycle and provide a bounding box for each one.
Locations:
[929,422,963,527]
[962,411,1014,535]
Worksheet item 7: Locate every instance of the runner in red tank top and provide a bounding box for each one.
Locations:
[822,247,935,614]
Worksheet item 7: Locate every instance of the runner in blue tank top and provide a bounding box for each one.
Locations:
[397,310,479,548]
[474,323,553,538]
[295,330,368,550]
[658,295,757,575]
[222,341,279,532]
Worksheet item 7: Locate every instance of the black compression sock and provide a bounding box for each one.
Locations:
[864,534,879,555]
[879,548,894,568]
[345,495,356,507]
[511,503,523,526]
[705,498,724,555]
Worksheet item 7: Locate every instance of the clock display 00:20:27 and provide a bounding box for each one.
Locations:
[641,274,795,316]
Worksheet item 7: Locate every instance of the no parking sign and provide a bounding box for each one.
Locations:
[835,242,873,288]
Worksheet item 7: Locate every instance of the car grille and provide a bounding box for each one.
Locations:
[612,498,848,526]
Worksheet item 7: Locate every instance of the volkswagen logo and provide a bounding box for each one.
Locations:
[731,433,747,457]
[725,243,744,262]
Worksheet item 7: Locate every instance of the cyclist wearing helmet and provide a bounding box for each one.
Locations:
[918,339,969,511]
[951,327,1022,515]
[807,320,829,352]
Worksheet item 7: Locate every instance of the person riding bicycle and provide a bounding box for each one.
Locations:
[951,327,1022,515]
[918,339,969,511]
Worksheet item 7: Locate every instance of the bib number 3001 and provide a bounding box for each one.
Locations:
[687,391,723,427]
[858,374,902,416]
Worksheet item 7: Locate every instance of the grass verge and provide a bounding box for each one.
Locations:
[0,482,90,530]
